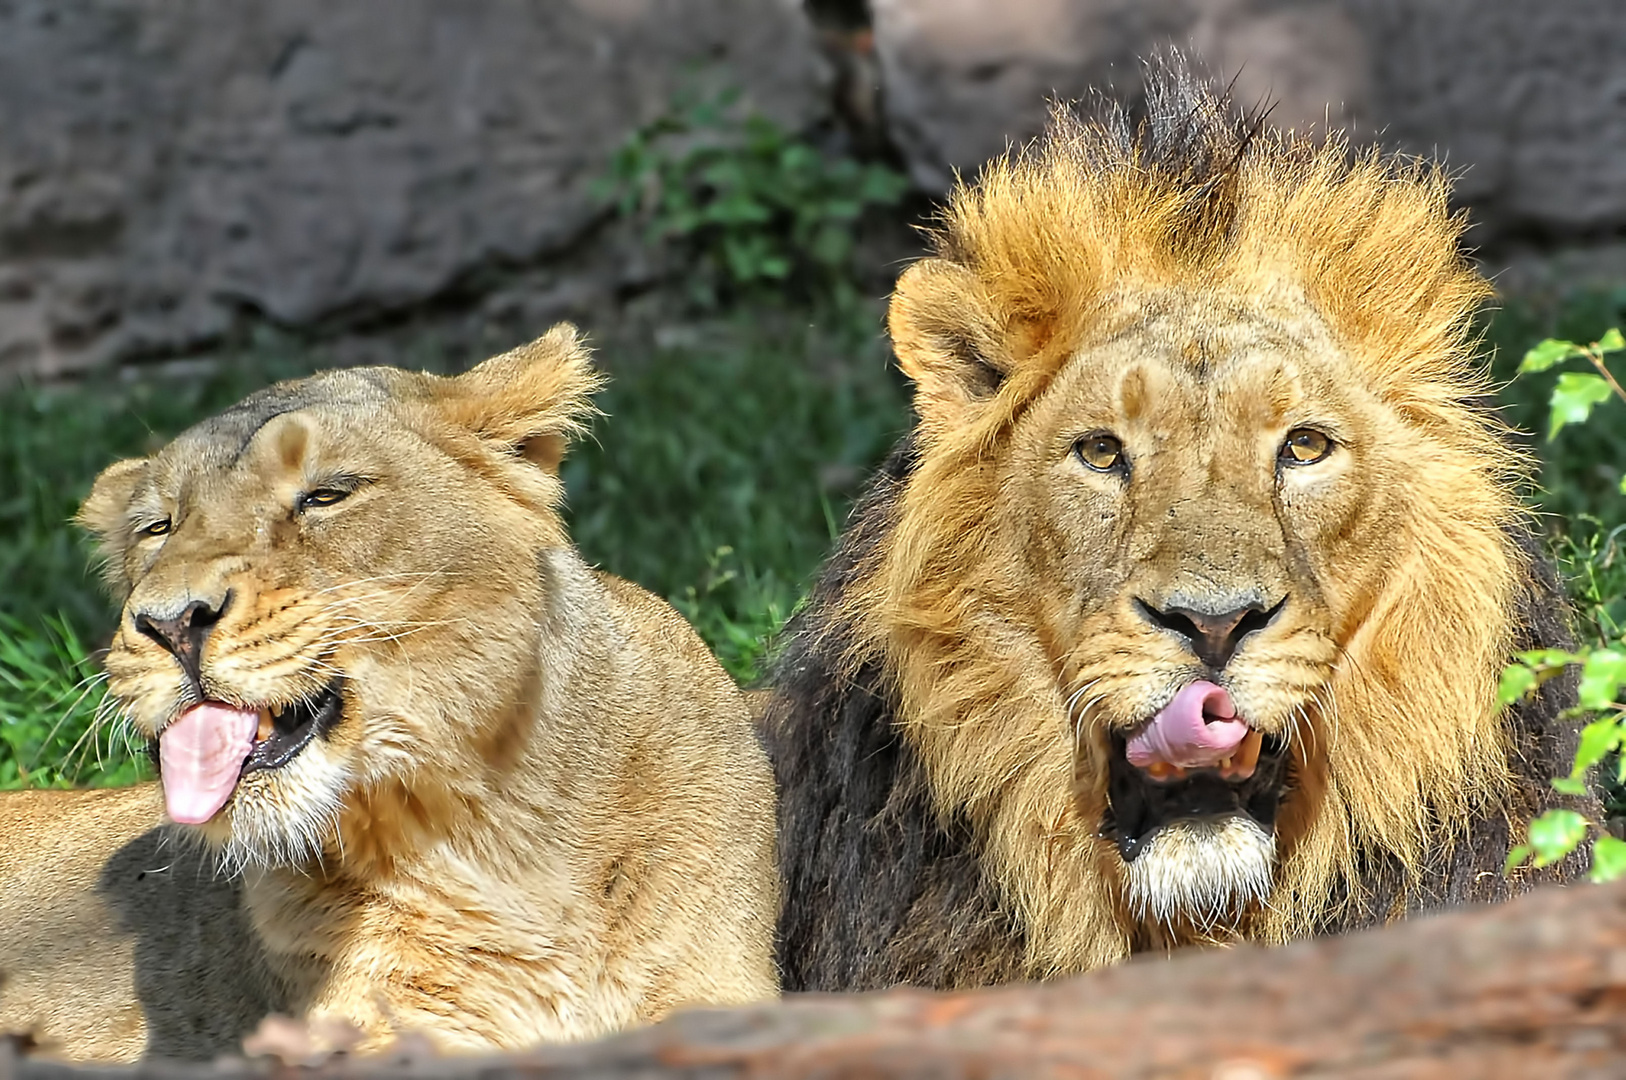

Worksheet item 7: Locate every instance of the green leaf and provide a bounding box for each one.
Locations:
[1578,649,1626,711]
[1552,776,1590,796]
[1590,835,1626,883]
[1518,647,1583,668]
[1548,372,1615,439]
[1619,472,1626,496]
[1520,338,1584,373]
[1571,715,1626,774]
[1504,843,1532,875]
[1598,327,1626,354]
[1496,663,1538,706]
[1528,809,1589,867]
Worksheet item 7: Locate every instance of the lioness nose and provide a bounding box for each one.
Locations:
[1136,598,1283,670]
[134,594,230,686]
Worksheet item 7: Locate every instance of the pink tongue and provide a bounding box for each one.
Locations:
[158,703,259,825]
[1126,681,1249,769]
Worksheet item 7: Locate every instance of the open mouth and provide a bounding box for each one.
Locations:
[153,680,344,825]
[242,682,343,775]
[1099,680,1292,861]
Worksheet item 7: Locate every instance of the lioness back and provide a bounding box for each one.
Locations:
[4,325,777,1060]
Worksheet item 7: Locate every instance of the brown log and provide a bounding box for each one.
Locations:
[10,881,1626,1080]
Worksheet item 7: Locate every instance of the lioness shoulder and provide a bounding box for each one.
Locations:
[1,326,777,1060]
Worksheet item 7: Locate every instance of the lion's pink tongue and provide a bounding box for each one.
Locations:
[159,703,258,825]
[1126,681,1249,769]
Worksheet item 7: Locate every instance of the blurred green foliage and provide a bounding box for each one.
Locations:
[601,86,909,310]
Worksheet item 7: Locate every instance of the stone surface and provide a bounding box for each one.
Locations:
[871,0,1626,245]
[11,880,1626,1077]
[0,0,825,379]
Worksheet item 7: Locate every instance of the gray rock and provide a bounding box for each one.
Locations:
[0,0,825,379]
[871,0,1626,244]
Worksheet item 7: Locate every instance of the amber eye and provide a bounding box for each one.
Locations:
[1074,432,1124,472]
[298,488,350,510]
[137,518,171,537]
[1280,428,1333,465]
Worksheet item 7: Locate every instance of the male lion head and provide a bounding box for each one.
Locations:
[796,66,1561,972]
[80,327,598,871]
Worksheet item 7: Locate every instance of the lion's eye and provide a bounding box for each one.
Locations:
[137,518,171,537]
[299,488,350,510]
[1074,433,1124,472]
[1280,428,1333,465]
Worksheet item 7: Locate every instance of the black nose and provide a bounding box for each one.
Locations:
[133,594,229,687]
[1136,597,1284,670]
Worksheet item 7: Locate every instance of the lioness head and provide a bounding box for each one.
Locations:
[853,72,1527,950]
[80,327,599,869]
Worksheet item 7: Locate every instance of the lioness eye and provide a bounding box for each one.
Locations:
[1281,428,1333,465]
[1074,433,1124,472]
[299,488,349,510]
[137,518,171,537]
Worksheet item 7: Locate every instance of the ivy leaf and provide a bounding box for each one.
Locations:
[1548,372,1615,440]
[1528,809,1589,867]
[1504,843,1533,875]
[1577,649,1626,711]
[1590,835,1626,883]
[1496,663,1538,707]
[1598,327,1626,354]
[1520,338,1584,373]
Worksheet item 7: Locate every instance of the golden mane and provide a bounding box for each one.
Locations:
[826,69,1535,972]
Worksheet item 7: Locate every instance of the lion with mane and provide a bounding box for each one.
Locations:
[0,327,778,1058]
[764,63,1588,990]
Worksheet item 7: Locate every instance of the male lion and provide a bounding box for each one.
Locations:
[764,65,1589,990]
[0,326,778,1058]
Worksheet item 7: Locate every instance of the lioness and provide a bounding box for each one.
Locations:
[0,326,778,1058]
[765,62,1591,990]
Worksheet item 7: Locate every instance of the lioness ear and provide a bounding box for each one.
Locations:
[77,457,150,591]
[438,324,604,473]
[888,259,1014,436]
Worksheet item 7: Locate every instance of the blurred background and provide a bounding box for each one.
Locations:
[2,0,1624,787]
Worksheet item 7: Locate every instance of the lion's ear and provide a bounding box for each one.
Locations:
[437,324,604,473]
[888,260,1014,436]
[77,456,150,591]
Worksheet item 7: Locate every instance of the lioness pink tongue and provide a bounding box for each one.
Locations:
[1126,681,1249,769]
[159,703,259,825]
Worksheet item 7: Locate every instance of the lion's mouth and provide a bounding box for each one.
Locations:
[1100,681,1291,861]
[155,680,343,825]
[242,683,344,775]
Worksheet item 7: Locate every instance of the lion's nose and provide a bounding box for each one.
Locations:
[1135,597,1285,670]
[133,593,230,687]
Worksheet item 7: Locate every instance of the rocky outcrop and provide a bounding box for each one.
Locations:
[0,0,825,380]
[11,880,1626,1077]
[871,0,1626,243]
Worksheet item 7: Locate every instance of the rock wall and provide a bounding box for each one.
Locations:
[0,0,825,379]
[871,0,1626,242]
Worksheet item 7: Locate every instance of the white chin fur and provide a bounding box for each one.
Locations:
[1125,815,1275,928]
[201,748,350,874]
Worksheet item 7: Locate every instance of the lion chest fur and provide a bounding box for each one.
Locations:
[34,327,779,1058]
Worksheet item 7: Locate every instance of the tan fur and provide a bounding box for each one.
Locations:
[0,787,157,1060]
[837,103,1529,975]
[6,326,777,1059]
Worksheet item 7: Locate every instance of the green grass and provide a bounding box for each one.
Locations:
[1,285,1623,790]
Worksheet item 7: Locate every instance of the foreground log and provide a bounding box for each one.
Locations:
[10,880,1626,1079]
